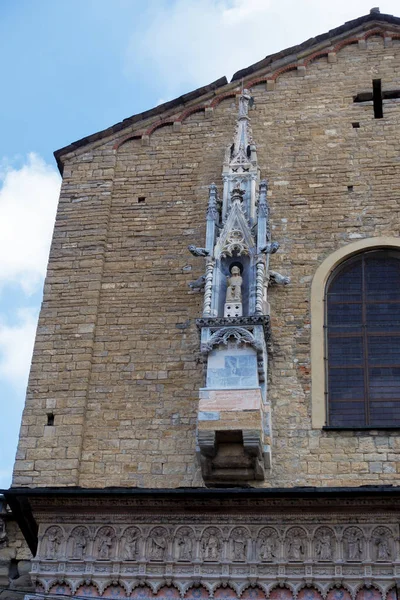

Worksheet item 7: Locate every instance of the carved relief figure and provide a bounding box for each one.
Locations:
[373,527,392,560]
[315,529,333,561]
[97,527,114,560]
[45,527,62,559]
[123,528,139,561]
[202,529,220,561]
[287,529,306,561]
[226,265,242,303]
[345,528,363,561]
[71,527,88,560]
[149,528,167,561]
[260,535,277,561]
[231,528,248,561]
[177,535,193,561]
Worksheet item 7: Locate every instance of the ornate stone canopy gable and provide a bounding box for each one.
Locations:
[190,90,290,484]
[214,197,256,259]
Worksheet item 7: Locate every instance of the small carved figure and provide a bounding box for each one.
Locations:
[346,530,363,561]
[188,275,206,290]
[316,532,332,561]
[226,265,242,303]
[269,270,290,285]
[260,536,276,561]
[288,534,304,560]
[46,527,62,559]
[177,535,192,561]
[203,534,219,561]
[150,534,167,560]
[72,528,87,560]
[260,242,280,254]
[188,245,209,257]
[98,529,113,560]
[123,529,139,561]
[376,534,391,560]
[232,535,247,561]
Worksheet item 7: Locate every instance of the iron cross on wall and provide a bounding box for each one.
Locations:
[354,78,400,118]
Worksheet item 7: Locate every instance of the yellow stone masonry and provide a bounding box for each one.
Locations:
[13,34,400,488]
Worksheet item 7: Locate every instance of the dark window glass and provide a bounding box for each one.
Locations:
[326,251,400,427]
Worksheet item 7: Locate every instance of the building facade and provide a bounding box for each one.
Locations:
[2,8,400,600]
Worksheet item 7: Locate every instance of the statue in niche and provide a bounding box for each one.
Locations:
[346,529,363,561]
[98,528,113,560]
[232,532,247,561]
[123,529,139,561]
[226,265,242,303]
[375,533,391,560]
[45,527,62,559]
[260,536,276,561]
[72,527,87,560]
[315,531,333,561]
[203,534,219,561]
[177,535,193,561]
[149,532,167,560]
[287,533,305,560]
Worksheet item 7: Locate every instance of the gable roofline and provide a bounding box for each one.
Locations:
[231,10,400,81]
[54,10,400,174]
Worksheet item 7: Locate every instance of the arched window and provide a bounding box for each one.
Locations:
[326,250,400,427]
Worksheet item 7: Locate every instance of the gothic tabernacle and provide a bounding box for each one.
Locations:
[2,8,400,600]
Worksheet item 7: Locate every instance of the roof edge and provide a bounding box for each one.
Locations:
[4,485,400,498]
[53,10,400,174]
[231,11,400,81]
[53,76,228,174]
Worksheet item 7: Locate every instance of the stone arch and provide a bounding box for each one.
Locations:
[326,588,353,600]
[311,236,400,427]
[75,583,101,597]
[155,584,181,599]
[355,586,384,600]
[184,584,213,600]
[214,584,240,599]
[130,585,155,600]
[178,105,206,123]
[114,133,143,150]
[211,92,237,108]
[47,578,73,595]
[272,65,298,82]
[304,51,330,67]
[364,28,386,40]
[102,582,128,598]
[145,120,174,138]
[269,585,295,600]
[241,584,267,600]
[297,587,324,600]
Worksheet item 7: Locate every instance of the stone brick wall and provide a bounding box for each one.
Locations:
[12,34,400,488]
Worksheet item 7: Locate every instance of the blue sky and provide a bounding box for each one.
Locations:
[1,0,399,488]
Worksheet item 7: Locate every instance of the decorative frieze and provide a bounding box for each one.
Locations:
[30,513,400,599]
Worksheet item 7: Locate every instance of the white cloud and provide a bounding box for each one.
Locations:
[0,307,39,389]
[126,0,400,98]
[0,153,61,294]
